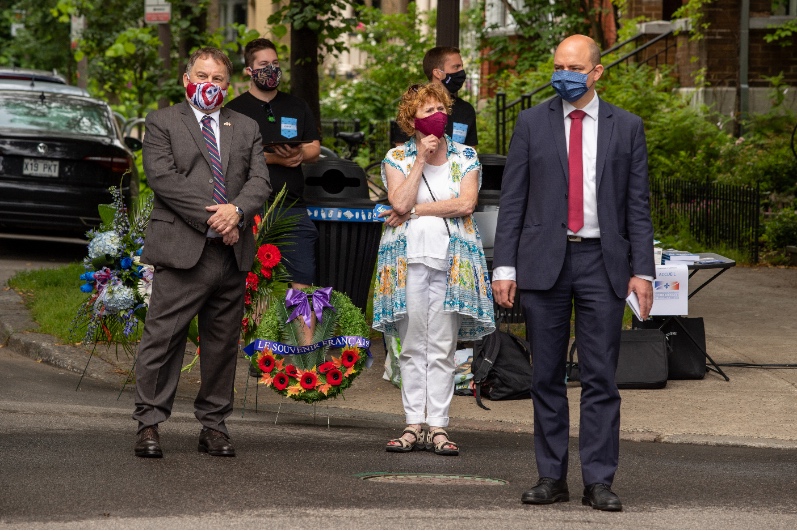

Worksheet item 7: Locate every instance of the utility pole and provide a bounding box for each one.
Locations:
[435,0,460,47]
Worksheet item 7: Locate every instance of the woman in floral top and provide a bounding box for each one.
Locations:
[373,82,495,456]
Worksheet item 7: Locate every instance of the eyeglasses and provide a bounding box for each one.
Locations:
[263,102,275,123]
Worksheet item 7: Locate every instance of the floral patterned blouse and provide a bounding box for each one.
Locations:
[371,135,496,341]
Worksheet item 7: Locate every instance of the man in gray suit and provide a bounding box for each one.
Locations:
[132,47,271,458]
[492,35,654,510]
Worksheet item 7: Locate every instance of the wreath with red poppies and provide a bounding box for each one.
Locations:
[245,287,371,404]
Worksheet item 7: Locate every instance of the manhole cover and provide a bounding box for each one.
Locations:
[355,472,507,486]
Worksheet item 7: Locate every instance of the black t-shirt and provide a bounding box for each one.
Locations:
[225,90,320,206]
[390,94,478,146]
[450,96,478,146]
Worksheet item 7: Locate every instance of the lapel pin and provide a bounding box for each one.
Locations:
[223,122,232,127]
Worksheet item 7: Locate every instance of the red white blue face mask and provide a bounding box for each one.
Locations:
[185,81,228,111]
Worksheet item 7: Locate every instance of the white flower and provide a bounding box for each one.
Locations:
[137,264,155,305]
[88,231,121,259]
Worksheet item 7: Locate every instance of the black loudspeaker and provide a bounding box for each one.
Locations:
[567,329,668,389]
[634,317,707,380]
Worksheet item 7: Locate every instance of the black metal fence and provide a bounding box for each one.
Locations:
[650,177,761,262]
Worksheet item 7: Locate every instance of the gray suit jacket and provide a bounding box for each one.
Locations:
[493,97,655,298]
[141,100,271,271]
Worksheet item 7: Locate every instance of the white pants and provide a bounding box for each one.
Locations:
[396,263,462,427]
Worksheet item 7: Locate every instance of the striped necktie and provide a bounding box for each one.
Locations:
[201,114,226,204]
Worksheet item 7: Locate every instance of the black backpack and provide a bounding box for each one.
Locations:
[471,315,533,410]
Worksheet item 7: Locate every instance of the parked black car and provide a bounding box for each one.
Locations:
[0,67,67,85]
[0,87,141,236]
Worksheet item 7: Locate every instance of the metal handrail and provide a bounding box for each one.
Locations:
[495,31,676,154]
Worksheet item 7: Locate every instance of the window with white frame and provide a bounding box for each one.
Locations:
[219,0,247,42]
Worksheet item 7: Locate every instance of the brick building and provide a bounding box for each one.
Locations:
[628,0,797,115]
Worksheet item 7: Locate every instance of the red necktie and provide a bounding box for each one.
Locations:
[201,115,227,204]
[567,109,586,233]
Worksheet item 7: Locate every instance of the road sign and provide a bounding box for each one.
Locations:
[145,0,171,24]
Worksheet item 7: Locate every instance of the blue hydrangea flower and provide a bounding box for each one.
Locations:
[87,231,121,259]
[95,280,135,314]
[120,257,133,270]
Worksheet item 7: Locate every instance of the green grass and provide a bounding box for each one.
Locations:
[8,263,88,343]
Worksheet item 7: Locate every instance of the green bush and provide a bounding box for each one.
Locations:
[764,209,797,250]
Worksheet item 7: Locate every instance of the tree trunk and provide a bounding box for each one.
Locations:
[290,8,322,136]
[207,0,220,33]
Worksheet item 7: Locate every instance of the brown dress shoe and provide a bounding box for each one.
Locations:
[521,477,569,504]
[134,426,163,458]
[198,428,236,457]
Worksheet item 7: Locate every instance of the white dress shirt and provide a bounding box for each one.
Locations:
[563,95,600,239]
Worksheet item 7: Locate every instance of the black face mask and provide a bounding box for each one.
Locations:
[442,70,467,94]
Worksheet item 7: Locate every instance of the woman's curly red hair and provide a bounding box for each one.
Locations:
[395,82,453,137]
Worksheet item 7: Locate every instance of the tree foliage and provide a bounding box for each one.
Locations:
[320,5,435,121]
[0,0,257,119]
[268,0,358,132]
[477,0,593,73]
[0,0,74,79]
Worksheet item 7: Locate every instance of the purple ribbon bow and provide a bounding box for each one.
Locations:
[285,287,335,327]
[312,286,335,322]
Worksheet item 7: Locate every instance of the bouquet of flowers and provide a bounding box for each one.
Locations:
[72,187,154,353]
[241,186,297,345]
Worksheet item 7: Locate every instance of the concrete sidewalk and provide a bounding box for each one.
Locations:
[2,263,796,449]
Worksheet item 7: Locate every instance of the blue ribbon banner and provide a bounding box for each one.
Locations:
[243,335,373,368]
[306,206,382,223]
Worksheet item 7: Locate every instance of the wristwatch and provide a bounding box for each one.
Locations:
[235,205,245,228]
[410,206,418,219]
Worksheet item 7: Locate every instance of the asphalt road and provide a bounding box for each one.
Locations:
[2,346,797,529]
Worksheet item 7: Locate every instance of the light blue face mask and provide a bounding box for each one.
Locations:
[550,67,595,102]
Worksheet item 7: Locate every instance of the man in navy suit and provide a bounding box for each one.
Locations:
[492,34,655,511]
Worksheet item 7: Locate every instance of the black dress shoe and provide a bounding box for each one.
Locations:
[582,483,623,511]
[134,426,163,458]
[521,477,569,504]
[198,428,236,457]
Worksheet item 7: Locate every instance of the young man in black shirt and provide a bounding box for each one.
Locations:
[391,46,478,147]
[423,46,478,147]
[225,38,321,290]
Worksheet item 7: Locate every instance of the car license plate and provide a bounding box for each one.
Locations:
[23,158,59,178]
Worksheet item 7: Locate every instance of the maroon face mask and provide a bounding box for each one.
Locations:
[414,111,448,138]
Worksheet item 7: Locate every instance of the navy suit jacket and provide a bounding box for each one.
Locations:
[492,96,655,298]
